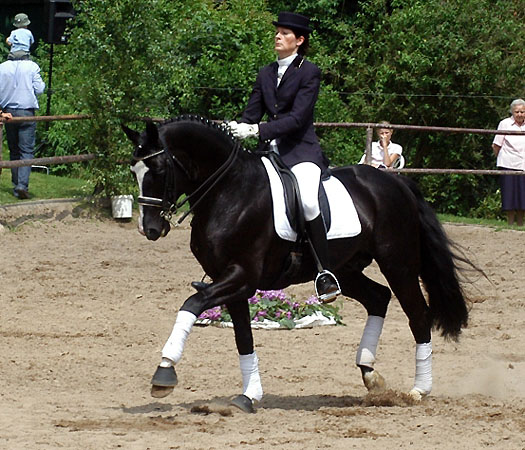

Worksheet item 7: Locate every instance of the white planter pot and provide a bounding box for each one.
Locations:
[111,195,134,219]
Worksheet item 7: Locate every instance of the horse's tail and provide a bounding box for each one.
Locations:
[400,177,471,340]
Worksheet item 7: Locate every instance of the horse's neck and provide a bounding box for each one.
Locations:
[165,124,232,178]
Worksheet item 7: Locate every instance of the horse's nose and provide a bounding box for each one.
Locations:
[145,228,161,241]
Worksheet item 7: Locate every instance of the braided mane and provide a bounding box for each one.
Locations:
[159,115,241,148]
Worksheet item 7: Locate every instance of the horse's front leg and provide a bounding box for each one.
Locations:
[226,300,262,413]
[150,264,256,398]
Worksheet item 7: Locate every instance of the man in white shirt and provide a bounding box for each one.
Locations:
[0,58,45,199]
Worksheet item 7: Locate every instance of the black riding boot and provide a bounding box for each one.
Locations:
[305,215,341,303]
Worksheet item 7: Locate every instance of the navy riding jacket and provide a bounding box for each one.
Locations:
[241,55,327,171]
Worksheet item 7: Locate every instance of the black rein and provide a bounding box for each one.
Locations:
[133,139,241,225]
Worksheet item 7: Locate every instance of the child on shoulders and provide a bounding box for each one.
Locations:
[6,13,34,60]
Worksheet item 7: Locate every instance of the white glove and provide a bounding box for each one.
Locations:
[228,121,259,139]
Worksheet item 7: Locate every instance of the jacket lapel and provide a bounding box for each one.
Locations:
[277,55,304,90]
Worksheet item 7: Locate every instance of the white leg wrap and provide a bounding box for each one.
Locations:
[161,310,197,365]
[356,315,384,368]
[412,342,432,395]
[239,352,263,402]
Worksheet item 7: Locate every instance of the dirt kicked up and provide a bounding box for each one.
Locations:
[0,212,524,449]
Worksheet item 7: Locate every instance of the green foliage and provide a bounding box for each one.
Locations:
[469,188,506,221]
[318,0,524,214]
[3,0,521,215]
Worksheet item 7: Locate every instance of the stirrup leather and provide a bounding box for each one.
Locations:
[315,270,341,302]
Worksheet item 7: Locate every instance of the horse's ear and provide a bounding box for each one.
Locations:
[121,124,140,145]
[145,120,159,144]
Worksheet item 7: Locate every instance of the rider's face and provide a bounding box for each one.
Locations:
[274,27,304,59]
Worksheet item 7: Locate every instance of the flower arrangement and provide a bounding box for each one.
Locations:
[198,289,344,329]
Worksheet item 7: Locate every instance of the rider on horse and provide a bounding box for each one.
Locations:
[229,12,340,302]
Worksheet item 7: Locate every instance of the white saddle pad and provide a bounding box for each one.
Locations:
[261,157,361,242]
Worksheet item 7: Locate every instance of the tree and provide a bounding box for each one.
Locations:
[6,0,522,215]
[316,0,524,215]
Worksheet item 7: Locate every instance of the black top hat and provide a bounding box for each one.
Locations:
[272,12,312,34]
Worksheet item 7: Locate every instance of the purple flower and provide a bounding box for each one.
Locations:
[248,295,259,304]
[199,306,222,321]
[305,295,320,305]
[260,290,287,301]
[286,311,292,319]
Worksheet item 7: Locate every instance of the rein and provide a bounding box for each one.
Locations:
[134,139,241,225]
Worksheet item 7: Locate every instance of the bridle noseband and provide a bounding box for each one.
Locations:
[133,146,186,223]
[132,140,240,225]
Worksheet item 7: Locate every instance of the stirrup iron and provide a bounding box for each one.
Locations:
[315,270,341,303]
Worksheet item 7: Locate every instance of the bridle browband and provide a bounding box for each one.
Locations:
[132,139,241,225]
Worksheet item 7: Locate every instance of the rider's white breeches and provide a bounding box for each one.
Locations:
[291,162,321,221]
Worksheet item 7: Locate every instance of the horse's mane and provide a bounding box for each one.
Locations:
[153,115,261,180]
[158,114,242,150]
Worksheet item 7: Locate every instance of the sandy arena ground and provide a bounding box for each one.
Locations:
[1,202,524,449]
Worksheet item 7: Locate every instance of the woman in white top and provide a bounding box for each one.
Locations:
[492,98,525,226]
[359,122,403,168]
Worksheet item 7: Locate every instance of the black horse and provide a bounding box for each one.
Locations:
[123,116,471,412]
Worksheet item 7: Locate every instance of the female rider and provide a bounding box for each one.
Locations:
[228,12,340,302]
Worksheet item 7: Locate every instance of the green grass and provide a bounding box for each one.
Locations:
[0,161,522,232]
[0,168,94,205]
[438,213,523,231]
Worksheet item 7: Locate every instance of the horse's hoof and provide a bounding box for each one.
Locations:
[191,281,210,292]
[230,394,255,413]
[408,388,429,401]
[151,385,174,398]
[151,365,178,387]
[363,369,386,392]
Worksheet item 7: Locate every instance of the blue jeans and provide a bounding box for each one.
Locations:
[4,108,36,193]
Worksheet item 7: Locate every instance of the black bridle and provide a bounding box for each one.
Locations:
[132,140,241,225]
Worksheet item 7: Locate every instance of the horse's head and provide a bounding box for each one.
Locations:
[123,121,173,240]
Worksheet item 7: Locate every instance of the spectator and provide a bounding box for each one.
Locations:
[0,57,45,199]
[492,98,525,226]
[359,122,403,168]
[6,13,34,60]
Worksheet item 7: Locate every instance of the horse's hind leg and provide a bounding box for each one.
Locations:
[382,268,433,400]
[227,300,262,413]
[338,270,392,392]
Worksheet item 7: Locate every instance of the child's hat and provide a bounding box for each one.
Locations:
[13,13,31,28]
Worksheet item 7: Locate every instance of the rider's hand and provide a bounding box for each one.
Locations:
[228,121,259,139]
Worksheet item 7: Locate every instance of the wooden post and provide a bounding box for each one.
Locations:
[365,126,373,165]
[0,122,3,176]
